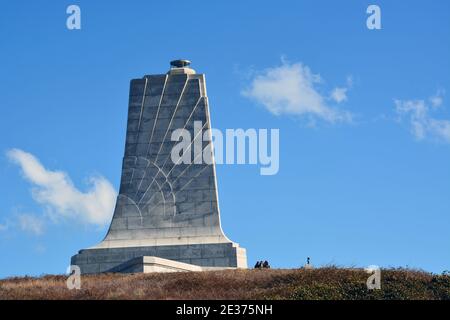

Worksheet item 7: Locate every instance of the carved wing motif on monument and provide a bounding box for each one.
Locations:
[114,73,216,222]
[119,157,176,218]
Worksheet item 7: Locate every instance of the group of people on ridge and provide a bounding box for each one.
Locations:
[254,260,270,269]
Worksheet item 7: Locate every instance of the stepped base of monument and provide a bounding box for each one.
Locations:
[108,256,234,273]
[71,242,247,274]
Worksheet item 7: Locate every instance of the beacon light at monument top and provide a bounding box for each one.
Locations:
[71,60,247,273]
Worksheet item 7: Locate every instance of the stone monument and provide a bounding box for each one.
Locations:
[71,60,247,273]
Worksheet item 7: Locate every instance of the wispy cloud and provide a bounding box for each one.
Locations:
[0,223,7,232]
[330,76,353,104]
[17,213,45,236]
[430,90,445,108]
[330,87,348,103]
[395,91,450,143]
[7,149,117,227]
[34,244,46,254]
[242,60,352,123]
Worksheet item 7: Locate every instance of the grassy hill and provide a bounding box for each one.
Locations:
[1,267,449,300]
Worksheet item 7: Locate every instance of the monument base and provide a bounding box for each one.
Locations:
[108,256,235,273]
[71,242,247,274]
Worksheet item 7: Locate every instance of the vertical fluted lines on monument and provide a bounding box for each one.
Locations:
[167,97,216,215]
[117,74,218,227]
[120,75,178,221]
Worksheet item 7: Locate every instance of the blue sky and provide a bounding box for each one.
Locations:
[1,0,449,278]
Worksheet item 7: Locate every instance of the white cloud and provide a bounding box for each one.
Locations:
[429,90,444,108]
[330,87,348,103]
[330,76,353,104]
[242,61,352,123]
[395,95,450,143]
[17,214,45,236]
[0,223,7,232]
[7,149,117,227]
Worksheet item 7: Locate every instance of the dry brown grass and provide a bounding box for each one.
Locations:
[0,267,449,300]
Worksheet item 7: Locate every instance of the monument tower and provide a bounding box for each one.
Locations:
[71,60,247,273]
